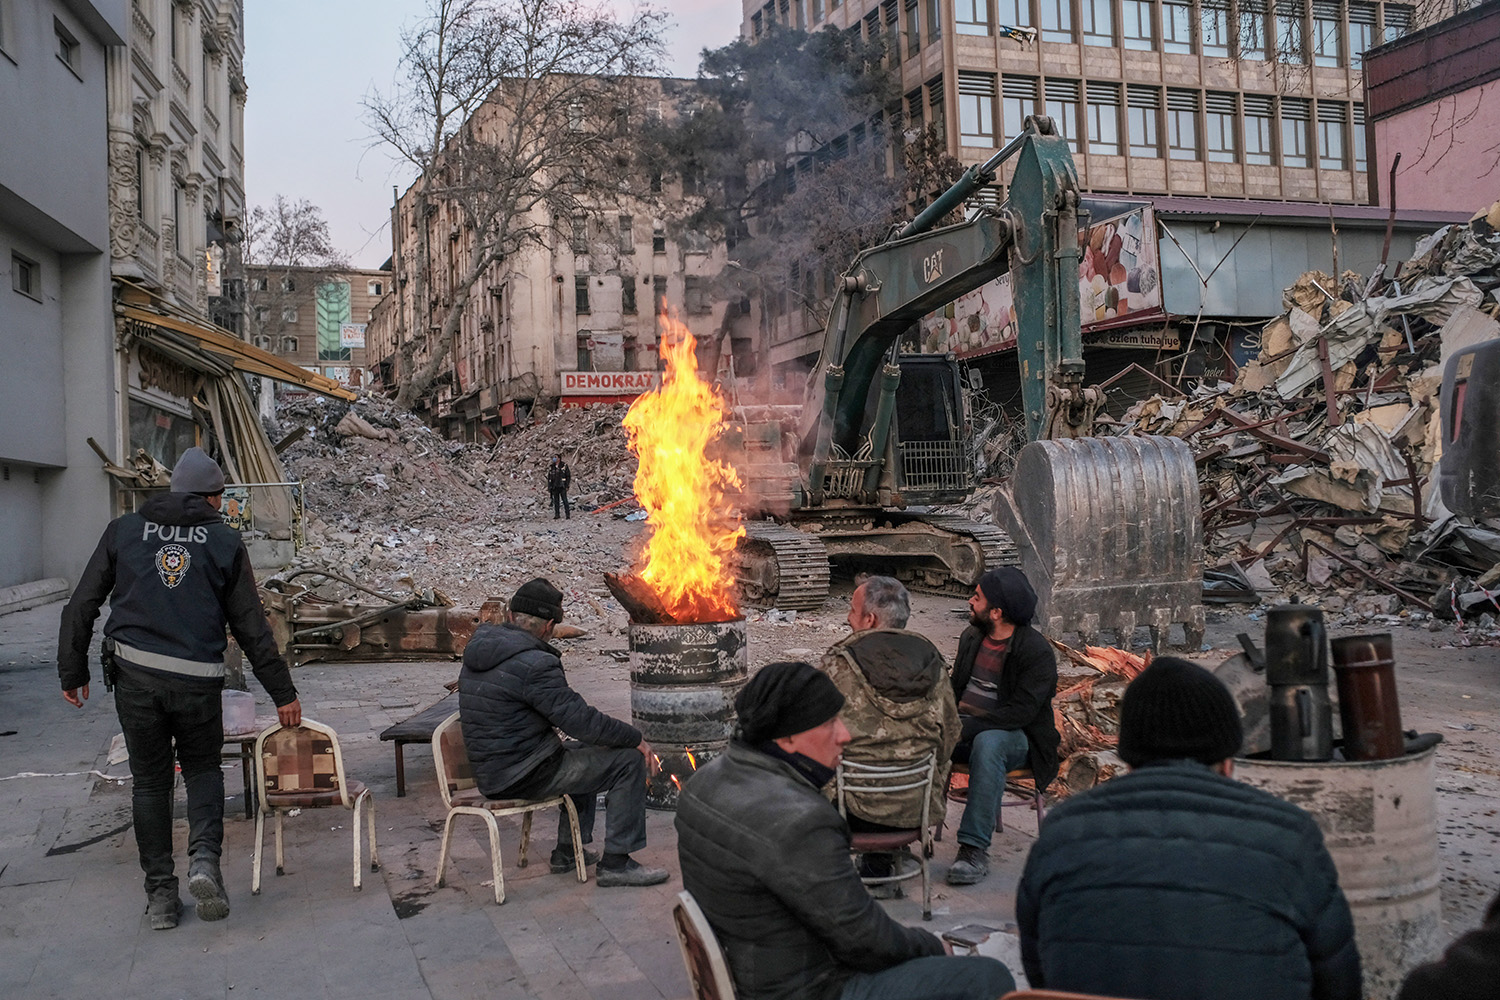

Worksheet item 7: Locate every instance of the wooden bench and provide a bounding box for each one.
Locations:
[379,692,459,797]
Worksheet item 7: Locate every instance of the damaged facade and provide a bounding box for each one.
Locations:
[243,263,389,389]
[365,77,736,441]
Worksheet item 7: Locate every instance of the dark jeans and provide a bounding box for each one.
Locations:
[521,744,647,856]
[113,669,225,895]
[841,954,1015,1000]
[550,489,571,518]
[953,725,1031,851]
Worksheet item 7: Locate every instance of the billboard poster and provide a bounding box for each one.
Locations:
[340,322,366,348]
[918,205,1164,359]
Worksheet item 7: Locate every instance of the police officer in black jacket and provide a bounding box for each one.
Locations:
[57,447,301,930]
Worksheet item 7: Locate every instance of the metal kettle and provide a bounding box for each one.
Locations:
[1264,605,1334,761]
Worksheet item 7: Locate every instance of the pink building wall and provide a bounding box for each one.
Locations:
[1372,80,1500,214]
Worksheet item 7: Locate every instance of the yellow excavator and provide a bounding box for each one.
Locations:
[731,117,1204,647]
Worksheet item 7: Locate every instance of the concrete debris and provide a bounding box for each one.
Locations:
[265,395,644,636]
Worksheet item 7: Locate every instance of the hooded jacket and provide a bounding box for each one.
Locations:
[820,629,959,827]
[57,492,295,704]
[951,623,1060,791]
[457,622,640,797]
[1016,759,1360,1000]
[676,741,945,1000]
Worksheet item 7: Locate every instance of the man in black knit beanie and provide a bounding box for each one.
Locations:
[1015,657,1361,1000]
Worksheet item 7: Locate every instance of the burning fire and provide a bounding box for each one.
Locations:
[623,319,744,621]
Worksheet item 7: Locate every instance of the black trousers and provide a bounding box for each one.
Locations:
[508,744,648,856]
[550,489,571,518]
[113,668,224,895]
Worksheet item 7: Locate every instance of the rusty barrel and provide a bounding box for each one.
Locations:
[1236,746,1442,1000]
[628,618,747,810]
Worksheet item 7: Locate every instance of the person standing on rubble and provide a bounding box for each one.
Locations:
[946,567,1059,886]
[547,453,572,519]
[676,660,1016,1000]
[56,447,303,931]
[820,576,959,894]
[1016,657,1360,1000]
[458,577,668,887]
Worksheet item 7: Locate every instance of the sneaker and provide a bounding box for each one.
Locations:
[187,855,231,921]
[146,887,182,930]
[595,858,670,888]
[549,846,601,874]
[946,845,990,886]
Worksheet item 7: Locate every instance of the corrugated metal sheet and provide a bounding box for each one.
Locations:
[1365,2,1500,120]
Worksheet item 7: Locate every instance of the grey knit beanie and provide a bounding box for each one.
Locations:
[171,447,225,495]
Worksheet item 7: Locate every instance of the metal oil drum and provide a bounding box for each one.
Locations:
[1235,746,1442,1000]
[628,618,747,809]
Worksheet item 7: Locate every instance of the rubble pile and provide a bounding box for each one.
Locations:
[1048,641,1150,797]
[945,206,1500,641]
[1113,208,1500,637]
[269,395,643,629]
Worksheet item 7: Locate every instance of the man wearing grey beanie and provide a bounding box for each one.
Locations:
[58,446,301,930]
[1015,657,1360,1000]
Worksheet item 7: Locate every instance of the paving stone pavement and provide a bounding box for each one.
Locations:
[0,600,1034,999]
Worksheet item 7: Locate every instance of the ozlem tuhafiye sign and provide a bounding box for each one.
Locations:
[560,370,660,397]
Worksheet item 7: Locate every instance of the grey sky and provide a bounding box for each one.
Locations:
[243,1,738,268]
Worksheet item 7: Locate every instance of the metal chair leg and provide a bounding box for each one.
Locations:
[561,796,587,883]
[483,813,505,904]
[352,794,363,891]
[367,794,380,872]
[518,810,533,868]
[252,807,266,894]
[274,809,285,875]
[435,812,459,889]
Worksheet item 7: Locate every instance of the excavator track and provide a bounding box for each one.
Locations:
[909,515,1020,596]
[735,522,831,611]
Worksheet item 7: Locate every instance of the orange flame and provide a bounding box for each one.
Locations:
[685,748,698,770]
[670,775,684,792]
[623,319,744,621]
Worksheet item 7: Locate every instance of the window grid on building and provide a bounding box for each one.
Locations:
[1312,1,1343,66]
[1239,0,1268,58]
[1205,92,1238,163]
[1126,84,1161,157]
[927,76,946,142]
[957,0,991,34]
[1122,0,1155,49]
[1317,100,1347,169]
[1165,88,1200,161]
[1275,0,1306,62]
[1162,1,1194,53]
[1202,1,1231,55]
[1244,93,1274,164]
[1039,0,1074,43]
[959,72,999,145]
[1045,78,1081,152]
[1352,102,1367,171]
[1082,0,1114,45]
[906,0,921,56]
[1280,96,1312,168]
[1003,75,1040,139]
[1086,82,1122,155]
[1349,2,1377,65]
[998,0,1031,27]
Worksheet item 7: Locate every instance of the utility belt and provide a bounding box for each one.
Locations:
[107,639,226,684]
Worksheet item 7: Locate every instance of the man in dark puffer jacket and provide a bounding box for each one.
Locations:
[458,578,667,887]
[677,660,1015,1000]
[1016,657,1360,1000]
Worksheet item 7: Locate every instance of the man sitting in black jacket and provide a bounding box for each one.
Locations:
[947,567,1060,886]
[1016,657,1361,1000]
[458,578,667,887]
[676,660,1015,1000]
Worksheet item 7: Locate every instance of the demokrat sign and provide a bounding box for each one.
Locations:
[560,371,660,397]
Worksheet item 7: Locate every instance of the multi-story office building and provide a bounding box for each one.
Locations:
[243,264,389,388]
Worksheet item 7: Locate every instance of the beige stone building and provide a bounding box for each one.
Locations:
[366,77,739,441]
[243,264,389,389]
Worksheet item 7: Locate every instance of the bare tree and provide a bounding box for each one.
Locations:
[364,0,666,410]
[241,195,348,353]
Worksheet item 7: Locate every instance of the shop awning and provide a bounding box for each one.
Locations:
[119,304,356,401]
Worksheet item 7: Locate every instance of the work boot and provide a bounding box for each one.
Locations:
[549,845,601,874]
[595,857,670,888]
[146,887,182,930]
[187,854,230,921]
[947,845,990,886]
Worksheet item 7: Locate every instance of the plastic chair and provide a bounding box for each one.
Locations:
[835,751,939,920]
[938,762,1046,839]
[431,712,587,904]
[672,890,738,1000]
[252,718,378,893]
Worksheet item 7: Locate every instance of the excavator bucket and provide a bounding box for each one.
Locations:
[993,435,1205,649]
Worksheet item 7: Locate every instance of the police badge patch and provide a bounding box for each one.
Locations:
[155,544,191,588]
